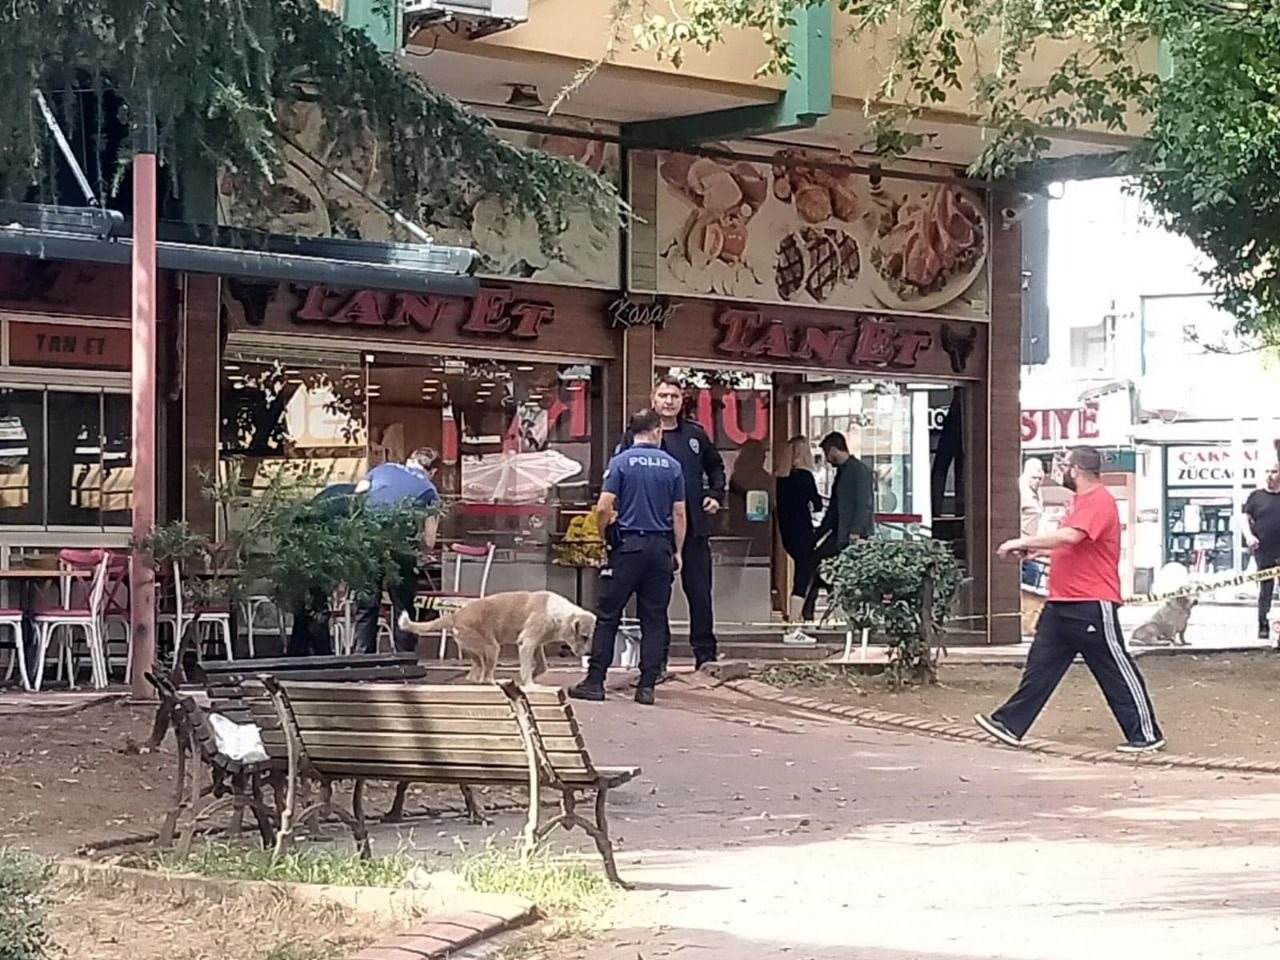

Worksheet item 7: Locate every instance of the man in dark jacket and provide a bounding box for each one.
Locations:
[802,431,875,620]
[615,376,726,667]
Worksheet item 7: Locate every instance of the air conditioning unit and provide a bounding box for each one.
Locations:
[402,0,528,39]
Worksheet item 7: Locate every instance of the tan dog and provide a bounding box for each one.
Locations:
[399,590,595,686]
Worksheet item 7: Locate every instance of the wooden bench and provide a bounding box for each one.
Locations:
[143,672,278,856]
[202,653,428,722]
[255,678,640,885]
[203,654,436,821]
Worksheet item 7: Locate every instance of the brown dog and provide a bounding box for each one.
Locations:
[399,590,595,686]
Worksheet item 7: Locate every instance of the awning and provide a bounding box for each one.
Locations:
[0,201,480,297]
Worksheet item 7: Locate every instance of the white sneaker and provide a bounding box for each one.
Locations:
[782,627,817,646]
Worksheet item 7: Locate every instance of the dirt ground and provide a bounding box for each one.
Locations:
[0,698,522,857]
[48,877,388,960]
[768,651,1280,757]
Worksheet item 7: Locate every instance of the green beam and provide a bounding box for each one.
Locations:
[342,0,399,55]
[621,1,832,148]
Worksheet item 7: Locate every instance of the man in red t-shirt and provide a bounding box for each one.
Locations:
[976,446,1164,753]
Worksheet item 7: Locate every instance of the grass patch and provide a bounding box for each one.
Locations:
[135,842,416,887]
[132,841,614,918]
[459,845,615,916]
[0,848,54,960]
[260,945,345,960]
[757,663,871,692]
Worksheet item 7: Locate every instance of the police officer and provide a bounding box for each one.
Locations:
[570,408,687,706]
[614,375,726,669]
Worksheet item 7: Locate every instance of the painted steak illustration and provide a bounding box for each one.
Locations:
[802,229,840,302]
[775,233,807,300]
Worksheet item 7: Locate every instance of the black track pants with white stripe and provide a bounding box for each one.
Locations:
[994,600,1161,743]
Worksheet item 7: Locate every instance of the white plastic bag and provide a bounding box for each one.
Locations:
[208,712,269,763]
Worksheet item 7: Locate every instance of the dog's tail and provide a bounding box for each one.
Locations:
[398,609,456,636]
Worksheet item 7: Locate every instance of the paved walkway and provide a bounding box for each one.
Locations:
[380,676,1280,960]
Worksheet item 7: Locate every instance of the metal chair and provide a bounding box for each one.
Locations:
[157,561,234,665]
[417,542,496,659]
[33,551,112,690]
[0,608,29,690]
[57,549,131,680]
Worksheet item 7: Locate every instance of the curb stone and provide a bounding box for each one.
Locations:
[723,676,1280,776]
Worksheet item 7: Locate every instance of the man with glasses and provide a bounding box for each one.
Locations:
[976,446,1165,753]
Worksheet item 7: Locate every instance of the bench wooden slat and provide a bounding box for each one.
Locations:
[297,760,608,786]
[259,714,575,736]
[202,653,418,675]
[259,730,583,753]
[273,682,565,706]
[281,701,568,722]
[289,744,590,769]
[213,667,427,684]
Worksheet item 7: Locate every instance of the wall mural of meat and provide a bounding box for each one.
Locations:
[218,102,621,290]
[638,147,989,319]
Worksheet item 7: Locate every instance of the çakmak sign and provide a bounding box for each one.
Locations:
[1167,445,1265,487]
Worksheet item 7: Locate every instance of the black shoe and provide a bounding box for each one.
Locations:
[567,680,606,702]
[694,655,718,671]
[634,686,656,706]
[1260,626,1272,640]
[974,713,1023,748]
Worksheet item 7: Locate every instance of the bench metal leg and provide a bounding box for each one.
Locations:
[460,785,489,825]
[533,786,629,888]
[160,739,189,847]
[520,775,540,861]
[384,781,410,822]
[590,787,628,889]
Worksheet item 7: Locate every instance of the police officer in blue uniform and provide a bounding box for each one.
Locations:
[570,409,687,706]
[614,375,726,669]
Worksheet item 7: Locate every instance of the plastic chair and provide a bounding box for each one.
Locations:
[418,542,496,659]
[58,549,131,680]
[157,562,234,664]
[33,551,112,690]
[0,609,29,690]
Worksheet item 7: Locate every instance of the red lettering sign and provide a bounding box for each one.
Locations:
[293,286,556,341]
[1019,402,1102,444]
[9,322,131,370]
[713,308,935,371]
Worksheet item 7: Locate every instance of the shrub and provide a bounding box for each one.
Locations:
[0,848,53,960]
[820,538,965,687]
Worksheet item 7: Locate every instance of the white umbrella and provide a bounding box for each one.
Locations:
[461,449,583,503]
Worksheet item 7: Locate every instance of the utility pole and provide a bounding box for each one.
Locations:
[130,102,157,699]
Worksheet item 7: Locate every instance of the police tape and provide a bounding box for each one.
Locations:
[1120,563,1280,606]
[671,563,1280,631]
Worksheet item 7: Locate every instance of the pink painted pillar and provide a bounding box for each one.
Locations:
[130,152,158,699]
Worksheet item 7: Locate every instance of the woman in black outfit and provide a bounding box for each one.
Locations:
[775,435,823,634]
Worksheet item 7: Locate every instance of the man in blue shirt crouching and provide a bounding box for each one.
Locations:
[569,409,687,706]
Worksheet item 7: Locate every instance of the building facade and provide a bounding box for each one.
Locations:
[1023,178,1280,590]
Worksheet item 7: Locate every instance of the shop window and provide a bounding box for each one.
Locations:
[219,350,368,498]
[220,347,605,596]
[0,387,130,529]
